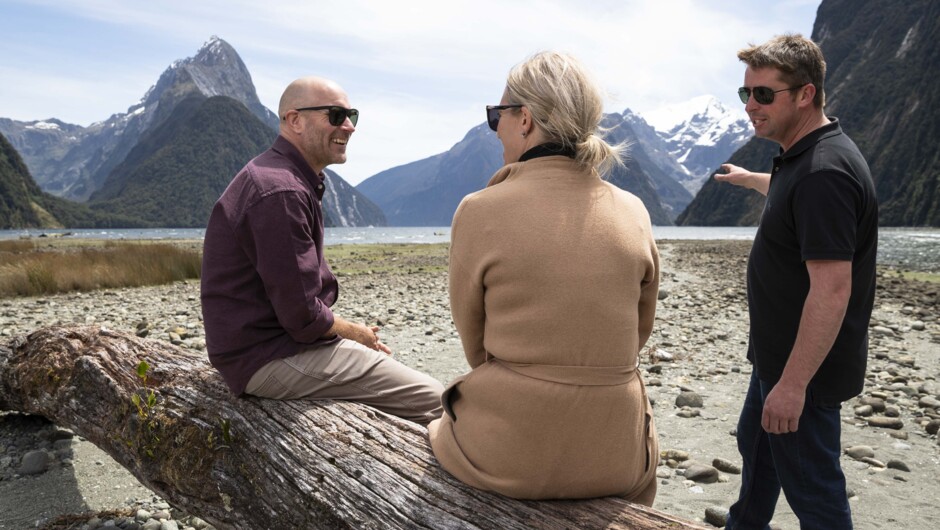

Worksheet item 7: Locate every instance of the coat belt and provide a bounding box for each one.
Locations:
[492,358,638,386]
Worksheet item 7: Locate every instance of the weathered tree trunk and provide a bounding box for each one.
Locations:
[0,326,708,530]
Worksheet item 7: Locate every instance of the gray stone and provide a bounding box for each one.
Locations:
[867,416,904,429]
[683,463,720,484]
[860,457,886,468]
[887,459,910,472]
[854,405,874,417]
[845,445,875,460]
[661,449,690,462]
[712,457,741,474]
[17,450,50,475]
[911,320,925,331]
[658,288,670,300]
[872,325,894,336]
[885,405,901,418]
[160,521,179,530]
[890,430,909,440]
[676,391,704,408]
[705,506,729,527]
[925,419,940,435]
[918,396,940,409]
[858,396,886,412]
[676,408,701,418]
[137,509,153,522]
[153,510,172,520]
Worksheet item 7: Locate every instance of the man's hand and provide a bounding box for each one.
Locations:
[329,317,393,355]
[763,260,852,434]
[761,380,806,434]
[714,163,771,195]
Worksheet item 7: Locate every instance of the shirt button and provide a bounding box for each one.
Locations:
[317,184,324,190]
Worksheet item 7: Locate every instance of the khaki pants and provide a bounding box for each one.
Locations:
[245,339,444,425]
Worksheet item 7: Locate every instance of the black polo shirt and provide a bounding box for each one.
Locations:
[746,118,878,404]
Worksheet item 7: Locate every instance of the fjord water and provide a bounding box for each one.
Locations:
[1,227,937,272]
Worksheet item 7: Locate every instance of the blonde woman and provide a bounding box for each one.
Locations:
[429,51,660,504]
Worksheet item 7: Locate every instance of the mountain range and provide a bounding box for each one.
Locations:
[3,0,936,230]
[680,0,939,226]
[356,102,748,226]
[0,36,384,228]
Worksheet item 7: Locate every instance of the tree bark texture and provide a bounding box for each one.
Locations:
[0,325,708,530]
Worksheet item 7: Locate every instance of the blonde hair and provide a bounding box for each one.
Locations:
[738,33,827,108]
[505,51,624,175]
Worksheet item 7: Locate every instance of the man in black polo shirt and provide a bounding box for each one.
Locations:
[714,34,878,529]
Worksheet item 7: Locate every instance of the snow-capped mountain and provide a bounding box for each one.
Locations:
[0,36,384,227]
[641,95,752,194]
[0,36,278,201]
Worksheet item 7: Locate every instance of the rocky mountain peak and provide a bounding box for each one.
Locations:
[137,36,276,129]
[623,97,752,195]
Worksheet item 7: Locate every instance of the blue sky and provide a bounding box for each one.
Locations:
[0,0,820,185]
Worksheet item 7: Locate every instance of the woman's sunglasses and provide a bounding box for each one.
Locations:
[486,104,523,131]
[291,106,359,126]
[737,85,804,105]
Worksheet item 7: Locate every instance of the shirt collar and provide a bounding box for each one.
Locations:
[271,135,328,192]
[779,117,842,161]
[518,143,576,162]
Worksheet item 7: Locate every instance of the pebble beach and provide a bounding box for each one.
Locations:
[1,239,938,529]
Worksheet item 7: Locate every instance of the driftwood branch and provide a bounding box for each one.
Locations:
[0,325,707,529]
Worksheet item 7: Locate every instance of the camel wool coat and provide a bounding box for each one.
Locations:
[428,155,660,503]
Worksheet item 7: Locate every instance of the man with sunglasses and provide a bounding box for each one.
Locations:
[201,76,444,425]
[714,35,877,529]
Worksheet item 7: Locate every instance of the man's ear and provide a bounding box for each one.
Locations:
[798,84,817,108]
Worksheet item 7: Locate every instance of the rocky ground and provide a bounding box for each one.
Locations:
[1,240,938,529]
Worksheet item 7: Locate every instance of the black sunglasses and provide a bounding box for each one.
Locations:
[485,104,522,131]
[291,105,359,126]
[737,85,804,105]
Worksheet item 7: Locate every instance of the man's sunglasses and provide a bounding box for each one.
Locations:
[486,104,522,131]
[737,85,804,105]
[291,106,359,126]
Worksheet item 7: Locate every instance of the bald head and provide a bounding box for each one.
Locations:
[277,76,354,172]
[278,76,347,122]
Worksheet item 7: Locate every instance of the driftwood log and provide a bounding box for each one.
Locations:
[0,325,708,529]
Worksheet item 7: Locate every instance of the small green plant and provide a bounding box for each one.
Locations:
[221,419,232,445]
[208,418,234,450]
[130,360,160,458]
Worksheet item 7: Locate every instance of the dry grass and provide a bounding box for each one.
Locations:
[0,239,37,253]
[0,241,201,297]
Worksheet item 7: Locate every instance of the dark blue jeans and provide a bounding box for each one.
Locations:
[726,372,852,530]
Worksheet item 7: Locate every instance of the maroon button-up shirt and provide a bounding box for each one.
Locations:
[201,135,339,395]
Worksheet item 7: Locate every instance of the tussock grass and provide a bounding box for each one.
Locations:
[0,239,37,253]
[0,242,201,297]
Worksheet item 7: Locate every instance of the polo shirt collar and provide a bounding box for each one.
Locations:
[779,117,842,161]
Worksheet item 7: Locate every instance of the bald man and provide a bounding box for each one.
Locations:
[201,77,444,425]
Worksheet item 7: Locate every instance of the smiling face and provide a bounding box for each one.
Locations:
[280,78,355,172]
[742,66,802,149]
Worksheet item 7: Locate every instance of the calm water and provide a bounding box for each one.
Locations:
[1,226,936,271]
